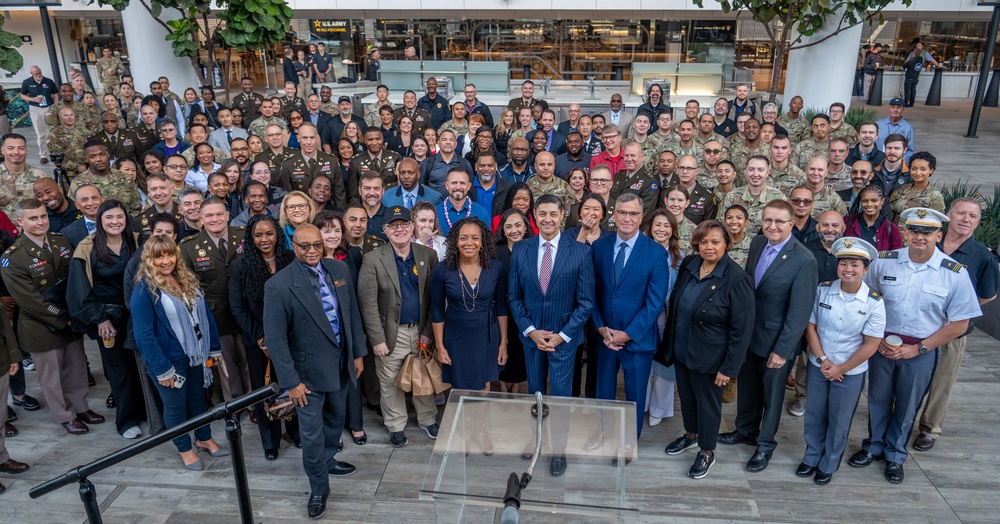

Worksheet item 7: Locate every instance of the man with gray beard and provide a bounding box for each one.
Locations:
[471,152,510,217]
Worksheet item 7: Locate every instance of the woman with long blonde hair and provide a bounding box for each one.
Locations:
[131,235,226,471]
[493,108,516,158]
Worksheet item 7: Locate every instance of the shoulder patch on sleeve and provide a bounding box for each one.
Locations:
[879,250,899,259]
[870,290,882,301]
[179,236,198,245]
[942,259,966,272]
[819,281,833,287]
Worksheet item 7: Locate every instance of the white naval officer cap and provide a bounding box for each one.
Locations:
[831,237,877,261]
[900,207,948,233]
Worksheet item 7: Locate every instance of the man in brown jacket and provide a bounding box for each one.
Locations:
[357,207,439,448]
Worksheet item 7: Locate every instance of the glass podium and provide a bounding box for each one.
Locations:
[419,390,640,523]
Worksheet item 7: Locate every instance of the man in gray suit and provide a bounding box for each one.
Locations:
[358,207,440,448]
[602,93,632,133]
[718,199,818,473]
[264,224,367,520]
[207,107,249,157]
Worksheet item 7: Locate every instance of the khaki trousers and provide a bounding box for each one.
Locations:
[374,323,436,432]
[29,105,51,158]
[33,338,90,424]
[918,336,966,437]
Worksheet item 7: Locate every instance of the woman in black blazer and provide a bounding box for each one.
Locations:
[654,220,755,479]
[229,214,300,460]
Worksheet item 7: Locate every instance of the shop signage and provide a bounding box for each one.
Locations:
[311,20,351,37]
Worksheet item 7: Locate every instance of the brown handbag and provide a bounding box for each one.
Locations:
[262,360,297,422]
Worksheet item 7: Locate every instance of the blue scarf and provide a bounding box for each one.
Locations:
[161,289,213,387]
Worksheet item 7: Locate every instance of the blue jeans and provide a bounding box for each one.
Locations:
[151,360,211,452]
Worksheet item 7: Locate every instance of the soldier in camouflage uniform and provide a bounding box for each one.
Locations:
[769,135,806,195]
[181,124,228,166]
[827,103,859,147]
[776,95,809,143]
[96,48,125,96]
[666,119,701,168]
[695,113,730,149]
[156,77,183,107]
[721,155,786,235]
[723,203,754,267]
[794,114,831,170]
[803,157,847,219]
[248,100,288,140]
[697,140,726,188]
[318,86,338,116]
[712,160,739,212]
[649,112,681,150]
[825,137,854,192]
[76,94,101,135]
[437,102,469,138]
[364,85,396,128]
[527,152,577,212]
[887,151,945,228]
[44,84,82,128]
[0,134,52,217]
[48,107,90,178]
[729,118,770,177]
[233,78,266,123]
[69,141,141,214]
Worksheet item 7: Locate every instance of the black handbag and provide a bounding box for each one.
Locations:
[262,360,296,422]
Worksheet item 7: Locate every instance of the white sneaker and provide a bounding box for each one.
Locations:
[788,398,806,417]
[122,426,142,439]
[649,415,663,427]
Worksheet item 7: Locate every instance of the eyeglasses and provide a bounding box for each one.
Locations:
[601,135,620,141]
[762,218,791,226]
[160,129,176,134]
[165,163,188,170]
[790,198,814,206]
[285,203,310,211]
[292,241,324,252]
[703,149,722,155]
[590,178,612,184]
[611,99,623,103]
[383,221,412,231]
[231,146,249,152]
[615,210,641,218]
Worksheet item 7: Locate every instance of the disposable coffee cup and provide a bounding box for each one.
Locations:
[885,335,902,350]
[102,336,115,348]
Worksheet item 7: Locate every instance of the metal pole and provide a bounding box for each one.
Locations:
[79,479,104,524]
[967,5,1000,138]
[225,413,254,524]
[39,6,62,85]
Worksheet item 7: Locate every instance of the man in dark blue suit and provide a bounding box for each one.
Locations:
[718,199,818,473]
[264,225,368,520]
[508,194,595,476]
[527,109,567,156]
[591,193,670,453]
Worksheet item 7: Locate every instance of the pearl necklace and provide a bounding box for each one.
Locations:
[444,198,472,231]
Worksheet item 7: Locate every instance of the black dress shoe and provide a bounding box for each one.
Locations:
[814,471,833,485]
[12,395,41,411]
[6,407,15,422]
[106,394,116,409]
[329,460,356,476]
[307,494,327,520]
[717,431,756,446]
[550,455,567,476]
[88,372,96,387]
[337,439,344,453]
[745,451,771,473]
[884,461,904,484]
[352,432,367,445]
[795,462,817,477]
[292,439,302,449]
[848,449,884,468]
[264,448,279,461]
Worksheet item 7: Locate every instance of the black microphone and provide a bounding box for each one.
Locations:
[500,472,522,524]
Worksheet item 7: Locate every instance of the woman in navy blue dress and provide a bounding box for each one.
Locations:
[431,217,508,391]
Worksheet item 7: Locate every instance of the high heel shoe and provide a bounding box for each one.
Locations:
[352,431,367,446]
[180,452,203,471]
[194,441,230,457]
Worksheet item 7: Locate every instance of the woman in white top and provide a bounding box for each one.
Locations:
[411,201,447,261]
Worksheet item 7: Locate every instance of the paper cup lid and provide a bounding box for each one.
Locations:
[885,335,902,345]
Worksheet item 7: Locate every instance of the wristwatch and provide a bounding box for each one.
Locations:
[815,355,828,365]
[917,342,930,354]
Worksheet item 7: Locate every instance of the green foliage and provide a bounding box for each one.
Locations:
[218,0,293,49]
[0,15,24,74]
[940,180,1000,248]
[844,106,877,130]
[692,1,912,48]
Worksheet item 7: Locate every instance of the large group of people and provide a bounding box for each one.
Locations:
[2,65,995,521]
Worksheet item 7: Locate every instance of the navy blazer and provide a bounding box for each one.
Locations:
[507,234,595,350]
[591,232,670,352]
[655,254,755,377]
[381,184,443,208]
[527,129,567,156]
[130,282,222,379]
[263,259,367,392]
[744,234,818,360]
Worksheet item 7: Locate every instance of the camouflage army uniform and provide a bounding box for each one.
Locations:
[233,91,266,123]
[649,131,681,150]
[181,145,229,167]
[776,113,809,143]
[44,101,83,128]
[96,55,125,96]
[76,105,101,135]
[729,141,770,176]
[721,184,786,235]
[728,232,754,267]
[248,116,288,140]
[69,168,141,214]
[829,123,859,147]
[665,142,702,165]
[319,100,338,116]
[826,163,853,192]
[694,132,730,149]
[0,163,51,217]
[809,185,847,220]
[794,137,829,170]
[527,176,578,212]
[438,120,469,137]
[889,184,946,228]
[365,101,396,128]
[772,162,807,195]
[713,186,736,217]
[676,215,695,254]
[48,125,89,175]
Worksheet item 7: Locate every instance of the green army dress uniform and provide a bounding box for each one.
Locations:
[178,227,244,337]
[276,151,347,208]
[608,167,659,224]
[278,96,306,119]
[255,147,298,180]
[135,202,184,240]
[347,150,403,204]
[391,107,433,133]
[355,235,384,254]
[233,91,266,123]
[0,233,77,351]
[87,129,144,165]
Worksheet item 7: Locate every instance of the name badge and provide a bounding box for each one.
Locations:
[194,257,213,271]
[819,303,832,310]
[882,276,896,282]
[334,278,347,288]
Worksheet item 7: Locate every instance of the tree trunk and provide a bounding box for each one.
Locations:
[768,16,794,104]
